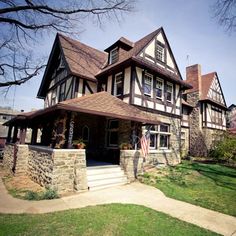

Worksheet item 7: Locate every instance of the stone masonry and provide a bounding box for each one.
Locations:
[3,144,88,194]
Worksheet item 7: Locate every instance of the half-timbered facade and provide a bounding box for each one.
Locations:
[183,64,227,156]
[4,28,229,193]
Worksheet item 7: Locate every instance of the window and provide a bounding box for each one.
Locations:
[155,78,163,99]
[212,106,223,125]
[144,73,153,96]
[107,119,119,147]
[82,126,89,142]
[109,47,119,64]
[144,124,170,150]
[159,124,170,149]
[155,44,164,62]
[59,82,65,102]
[166,83,173,102]
[114,73,123,96]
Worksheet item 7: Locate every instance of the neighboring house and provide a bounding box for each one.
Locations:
[0,107,19,143]
[227,104,236,128]
[227,104,236,135]
[3,27,227,193]
[183,64,227,156]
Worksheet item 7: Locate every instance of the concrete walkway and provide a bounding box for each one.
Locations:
[0,178,236,236]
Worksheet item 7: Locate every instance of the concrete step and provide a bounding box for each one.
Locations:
[87,171,126,181]
[88,182,127,191]
[87,166,123,176]
[87,164,128,191]
[88,177,128,190]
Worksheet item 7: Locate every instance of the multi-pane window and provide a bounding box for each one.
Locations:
[144,73,153,96]
[144,124,170,150]
[155,44,164,62]
[109,47,119,64]
[156,78,163,99]
[212,106,223,125]
[114,73,123,96]
[107,119,119,147]
[166,83,173,102]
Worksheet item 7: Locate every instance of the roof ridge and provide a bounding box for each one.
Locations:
[58,33,107,56]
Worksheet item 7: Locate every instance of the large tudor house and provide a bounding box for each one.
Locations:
[3,27,227,193]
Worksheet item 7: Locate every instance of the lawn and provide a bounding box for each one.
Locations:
[0,204,218,236]
[140,161,236,216]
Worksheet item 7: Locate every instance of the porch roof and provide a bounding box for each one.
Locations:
[5,92,160,126]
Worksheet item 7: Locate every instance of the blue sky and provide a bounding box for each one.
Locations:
[1,0,235,111]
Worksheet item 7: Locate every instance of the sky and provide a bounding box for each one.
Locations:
[0,0,235,111]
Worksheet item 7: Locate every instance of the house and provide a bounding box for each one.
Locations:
[227,104,236,135]
[3,27,227,193]
[183,64,227,156]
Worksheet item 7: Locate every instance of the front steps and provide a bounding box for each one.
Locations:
[87,164,128,191]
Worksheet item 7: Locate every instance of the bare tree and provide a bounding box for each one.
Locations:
[0,0,134,90]
[212,0,236,33]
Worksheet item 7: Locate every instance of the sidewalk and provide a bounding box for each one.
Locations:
[0,178,236,236]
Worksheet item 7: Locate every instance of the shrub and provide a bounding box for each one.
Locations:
[24,188,59,200]
[209,133,236,163]
[25,191,40,200]
[41,188,59,200]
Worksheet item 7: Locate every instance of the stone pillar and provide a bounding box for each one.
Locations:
[67,113,74,149]
[120,150,144,181]
[6,125,13,143]
[14,144,29,176]
[51,149,88,193]
[31,127,38,145]
[12,126,18,143]
[19,127,26,144]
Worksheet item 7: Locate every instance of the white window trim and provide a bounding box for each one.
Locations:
[109,47,118,64]
[156,77,164,100]
[166,82,173,103]
[144,72,153,97]
[156,44,165,62]
[114,73,123,96]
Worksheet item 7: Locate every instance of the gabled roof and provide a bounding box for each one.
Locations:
[98,28,191,89]
[6,92,160,126]
[200,72,215,100]
[37,34,108,98]
[199,72,227,108]
[104,37,134,52]
[59,34,108,81]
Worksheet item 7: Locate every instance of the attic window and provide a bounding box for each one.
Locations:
[109,47,119,64]
[155,44,164,62]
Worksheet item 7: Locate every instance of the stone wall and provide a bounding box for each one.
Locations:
[120,150,143,181]
[187,91,208,156]
[3,144,14,171]
[3,144,88,194]
[28,146,54,187]
[181,127,190,158]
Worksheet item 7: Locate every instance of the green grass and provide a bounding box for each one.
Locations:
[0,204,218,236]
[140,161,236,216]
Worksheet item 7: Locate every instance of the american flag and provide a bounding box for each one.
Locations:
[140,130,150,159]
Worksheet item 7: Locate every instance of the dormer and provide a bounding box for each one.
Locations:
[105,37,134,65]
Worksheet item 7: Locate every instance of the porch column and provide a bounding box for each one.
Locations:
[19,127,27,144]
[31,127,38,145]
[6,125,13,143]
[12,126,18,143]
[67,112,75,149]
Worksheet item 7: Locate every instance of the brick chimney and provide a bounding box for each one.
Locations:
[186,64,202,94]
